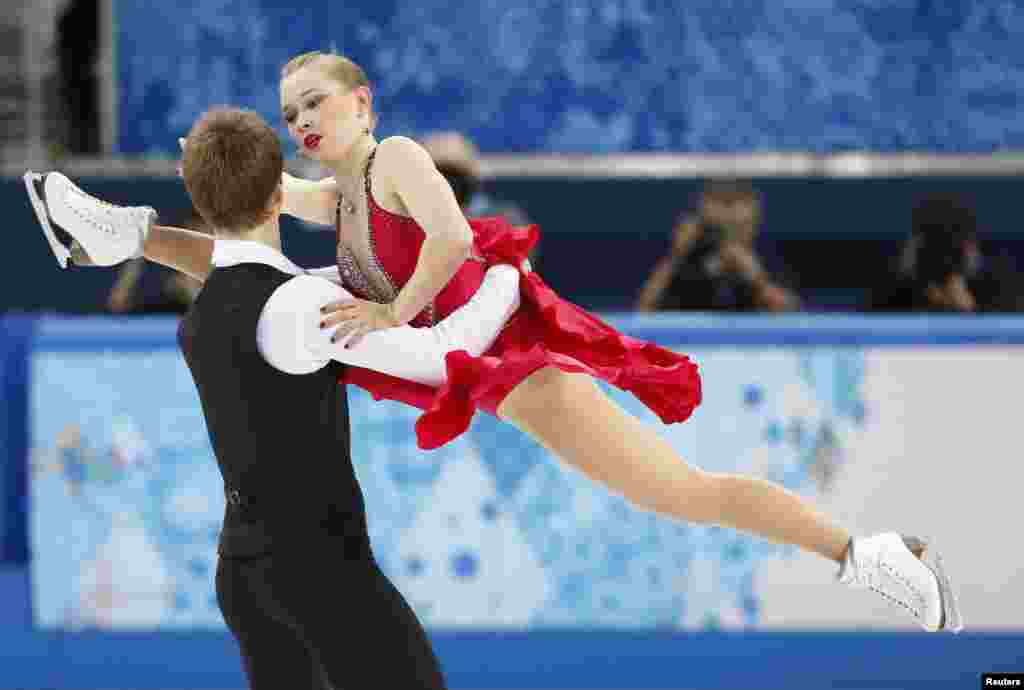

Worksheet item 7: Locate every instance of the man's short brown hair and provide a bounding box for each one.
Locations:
[182,108,283,234]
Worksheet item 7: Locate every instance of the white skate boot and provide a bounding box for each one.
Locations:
[838,532,963,632]
[24,171,156,268]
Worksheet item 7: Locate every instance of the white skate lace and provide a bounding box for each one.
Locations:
[62,178,153,241]
[850,545,926,624]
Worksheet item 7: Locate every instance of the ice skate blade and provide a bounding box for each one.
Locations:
[23,171,70,269]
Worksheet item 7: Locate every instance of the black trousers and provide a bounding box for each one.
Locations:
[216,548,447,690]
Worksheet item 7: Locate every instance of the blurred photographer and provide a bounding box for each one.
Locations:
[866,195,1024,313]
[636,180,800,313]
[105,208,205,315]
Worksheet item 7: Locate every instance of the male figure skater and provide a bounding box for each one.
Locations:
[25,107,525,689]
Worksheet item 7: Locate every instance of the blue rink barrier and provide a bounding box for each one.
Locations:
[0,628,1021,690]
[2,314,1023,689]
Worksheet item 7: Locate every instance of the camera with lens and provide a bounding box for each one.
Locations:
[687,221,728,264]
[910,195,976,287]
[914,228,969,287]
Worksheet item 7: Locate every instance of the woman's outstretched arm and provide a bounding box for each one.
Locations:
[280,172,339,228]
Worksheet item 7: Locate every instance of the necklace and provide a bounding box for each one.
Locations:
[337,139,374,216]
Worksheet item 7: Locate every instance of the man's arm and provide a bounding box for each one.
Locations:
[257,265,520,384]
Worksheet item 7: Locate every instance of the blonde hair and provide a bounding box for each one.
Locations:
[281,51,377,129]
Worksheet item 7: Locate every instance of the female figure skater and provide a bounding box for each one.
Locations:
[30,51,960,633]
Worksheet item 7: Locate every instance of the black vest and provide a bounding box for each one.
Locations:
[178,263,370,557]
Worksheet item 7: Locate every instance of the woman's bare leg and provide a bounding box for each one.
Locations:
[143,225,215,282]
[497,367,851,563]
[73,224,214,283]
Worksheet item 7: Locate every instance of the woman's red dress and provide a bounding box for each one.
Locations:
[339,149,702,450]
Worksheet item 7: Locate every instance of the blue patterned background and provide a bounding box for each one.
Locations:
[28,337,865,631]
[116,0,1024,154]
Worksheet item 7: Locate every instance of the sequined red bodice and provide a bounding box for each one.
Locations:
[335,148,487,328]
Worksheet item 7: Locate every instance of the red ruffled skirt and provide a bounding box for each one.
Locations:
[342,219,702,450]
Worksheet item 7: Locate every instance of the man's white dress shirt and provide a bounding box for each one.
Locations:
[211,239,520,385]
